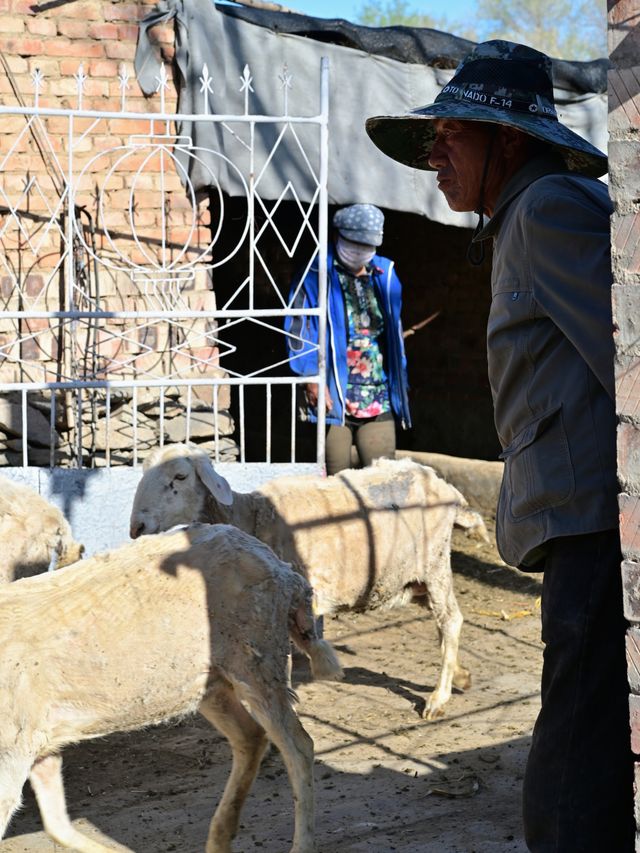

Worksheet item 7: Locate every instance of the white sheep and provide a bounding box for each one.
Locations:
[0,522,342,853]
[130,446,486,719]
[0,477,91,849]
[0,476,84,582]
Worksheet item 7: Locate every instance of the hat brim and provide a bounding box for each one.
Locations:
[365,101,607,178]
[337,228,383,247]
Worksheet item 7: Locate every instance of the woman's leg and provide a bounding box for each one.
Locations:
[324,423,354,475]
[354,413,396,468]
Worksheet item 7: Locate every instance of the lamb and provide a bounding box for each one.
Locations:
[0,522,342,853]
[130,445,487,719]
[0,476,84,582]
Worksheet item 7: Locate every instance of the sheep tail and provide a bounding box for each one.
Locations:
[288,576,343,682]
[454,506,490,543]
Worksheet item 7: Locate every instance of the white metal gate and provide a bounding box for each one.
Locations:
[0,57,329,469]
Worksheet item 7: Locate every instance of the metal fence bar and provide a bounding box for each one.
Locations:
[315,56,330,468]
[265,381,272,464]
[0,58,330,470]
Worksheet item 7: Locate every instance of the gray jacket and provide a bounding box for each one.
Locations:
[476,154,618,569]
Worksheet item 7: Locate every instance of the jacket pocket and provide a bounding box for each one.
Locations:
[499,405,574,520]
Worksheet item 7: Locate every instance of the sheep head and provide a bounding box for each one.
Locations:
[130,444,233,539]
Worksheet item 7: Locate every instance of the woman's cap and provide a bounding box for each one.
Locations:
[333,203,385,247]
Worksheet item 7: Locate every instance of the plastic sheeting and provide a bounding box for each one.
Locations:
[135,0,608,229]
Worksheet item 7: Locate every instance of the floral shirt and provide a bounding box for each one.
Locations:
[336,264,390,418]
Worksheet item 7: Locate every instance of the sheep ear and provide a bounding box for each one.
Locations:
[193,453,233,506]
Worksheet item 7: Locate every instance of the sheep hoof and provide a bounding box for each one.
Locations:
[453,665,472,691]
[422,697,447,721]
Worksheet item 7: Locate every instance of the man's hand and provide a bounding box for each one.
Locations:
[305,383,333,412]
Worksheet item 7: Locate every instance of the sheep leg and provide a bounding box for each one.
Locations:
[0,752,32,839]
[420,569,470,720]
[29,754,114,853]
[199,680,269,853]
[248,691,315,853]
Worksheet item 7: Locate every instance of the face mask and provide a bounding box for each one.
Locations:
[335,236,376,272]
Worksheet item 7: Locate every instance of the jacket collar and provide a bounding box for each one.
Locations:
[474,152,570,242]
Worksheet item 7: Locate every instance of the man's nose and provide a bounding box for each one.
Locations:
[428,138,445,169]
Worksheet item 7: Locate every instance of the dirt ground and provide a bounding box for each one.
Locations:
[2,521,544,853]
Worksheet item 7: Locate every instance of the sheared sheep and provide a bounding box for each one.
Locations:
[130,446,486,719]
[0,477,89,849]
[0,476,84,582]
[0,522,342,853]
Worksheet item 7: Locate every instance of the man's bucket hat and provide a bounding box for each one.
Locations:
[365,40,607,178]
[333,204,385,247]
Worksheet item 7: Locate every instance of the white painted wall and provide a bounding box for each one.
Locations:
[3,463,321,557]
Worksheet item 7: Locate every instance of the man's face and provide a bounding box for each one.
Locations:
[428,119,496,213]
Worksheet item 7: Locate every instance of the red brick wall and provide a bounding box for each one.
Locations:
[0,0,212,369]
[609,0,640,843]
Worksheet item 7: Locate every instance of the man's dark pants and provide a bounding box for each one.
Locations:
[523,530,635,852]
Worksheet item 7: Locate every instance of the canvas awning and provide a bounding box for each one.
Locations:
[135,0,608,228]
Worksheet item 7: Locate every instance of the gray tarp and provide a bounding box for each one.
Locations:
[135,0,608,229]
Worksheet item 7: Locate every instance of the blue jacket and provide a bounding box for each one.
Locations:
[285,243,411,428]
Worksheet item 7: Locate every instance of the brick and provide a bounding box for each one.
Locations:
[104,41,136,61]
[45,39,104,58]
[0,51,27,72]
[618,421,640,493]
[103,4,142,22]
[613,213,640,279]
[88,22,119,40]
[620,493,640,559]
[86,58,121,77]
[609,68,640,134]
[609,0,640,69]
[67,1,104,22]
[0,17,24,33]
[128,210,155,227]
[0,276,15,298]
[1,35,43,55]
[11,0,37,13]
[631,689,640,755]
[26,18,56,37]
[624,561,640,623]
[609,141,640,205]
[27,57,60,77]
[56,20,90,39]
[616,354,640,419]
[106,126,155,145]
[613,285,640,353]
[23,314,49,330]
[118,24,139,41]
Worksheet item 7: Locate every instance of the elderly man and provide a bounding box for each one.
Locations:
[366,41,633,852]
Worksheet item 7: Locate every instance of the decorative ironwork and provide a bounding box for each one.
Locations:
[0,59,329,468]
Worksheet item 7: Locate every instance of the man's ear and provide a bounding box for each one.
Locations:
[500,126,531,160]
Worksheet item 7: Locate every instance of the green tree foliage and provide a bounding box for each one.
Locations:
[355,0,606,60]
[357,0,472,36]
[475,0,606,59]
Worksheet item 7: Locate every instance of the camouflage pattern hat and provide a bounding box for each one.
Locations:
[365,40,607,178]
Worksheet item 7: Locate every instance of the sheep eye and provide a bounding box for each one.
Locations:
[173,473,188,482]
